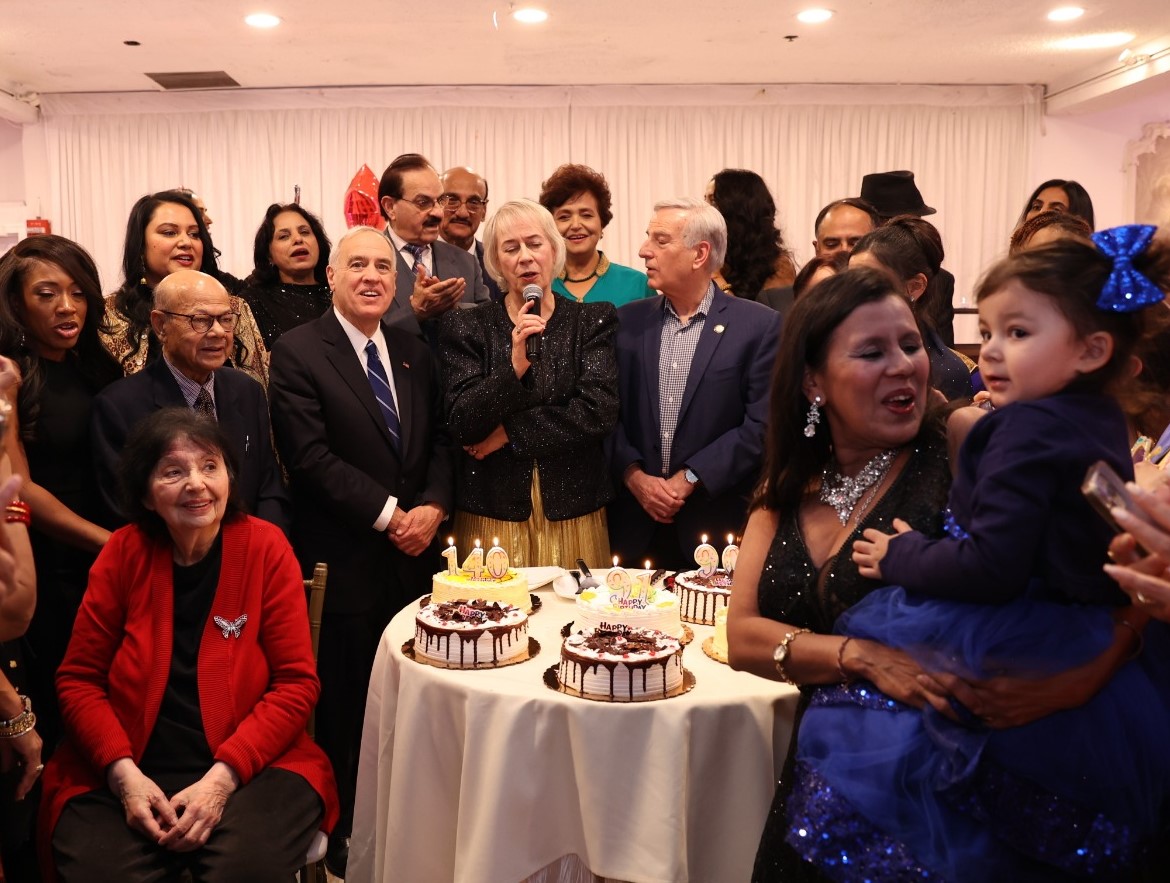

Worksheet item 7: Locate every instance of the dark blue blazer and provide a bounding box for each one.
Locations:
[607,288,780,560]
[884,392,1132,606]
[91,358,290,533]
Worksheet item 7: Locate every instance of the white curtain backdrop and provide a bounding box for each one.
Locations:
[38,84,1040,308]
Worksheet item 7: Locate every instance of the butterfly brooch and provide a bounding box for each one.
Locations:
[213,614,248,639]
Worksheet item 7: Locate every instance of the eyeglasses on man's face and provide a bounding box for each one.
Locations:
[397,194,444,213]
[162,310,240,333]
[438,194,487,213]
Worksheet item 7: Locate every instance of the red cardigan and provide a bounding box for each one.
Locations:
[40,515,339,861]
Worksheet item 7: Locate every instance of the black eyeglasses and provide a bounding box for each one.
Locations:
[161,310,240,333]
[438,195,487,212]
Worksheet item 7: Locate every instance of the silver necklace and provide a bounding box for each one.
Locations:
[819,449,898,525]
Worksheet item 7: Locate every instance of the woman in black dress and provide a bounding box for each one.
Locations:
[238,203,332,349]
[0,235,123,754]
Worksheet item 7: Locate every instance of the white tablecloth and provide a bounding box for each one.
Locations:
[348,584,798,883]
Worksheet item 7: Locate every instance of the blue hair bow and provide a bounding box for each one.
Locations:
[1091,224,1162,313]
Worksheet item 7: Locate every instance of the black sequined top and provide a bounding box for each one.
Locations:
[439,299,619,522]
[757,430,952,636]
[240,281,332,349]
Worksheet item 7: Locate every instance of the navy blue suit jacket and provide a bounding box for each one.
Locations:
[91,358,290,532]
[608,288,780,562]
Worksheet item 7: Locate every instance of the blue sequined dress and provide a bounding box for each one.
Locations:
[786,393,1170,881]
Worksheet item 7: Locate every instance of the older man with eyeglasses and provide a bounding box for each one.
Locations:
[90,269,289,530]
[378,154,491,346]
[438,165,504,302]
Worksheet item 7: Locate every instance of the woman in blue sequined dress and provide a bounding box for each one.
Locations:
[786,230,1170,881]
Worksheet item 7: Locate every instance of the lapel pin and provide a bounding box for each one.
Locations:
[213,614,248,639]
[714,324,725,334]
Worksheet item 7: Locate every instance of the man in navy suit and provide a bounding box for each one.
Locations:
[269,226,453,875]
[378,153,490,345]
[608,198,780,568]
[91,270,289,531]
[438,165,503,302]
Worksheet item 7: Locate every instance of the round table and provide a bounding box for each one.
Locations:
[349,579,798,883]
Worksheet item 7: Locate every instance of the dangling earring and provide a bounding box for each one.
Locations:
[804,396,822,438]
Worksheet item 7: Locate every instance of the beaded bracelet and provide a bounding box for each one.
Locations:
[4,499,30,525]
[0,694,36,739]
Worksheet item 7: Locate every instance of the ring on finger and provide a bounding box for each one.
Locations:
[1137,591,1150,604]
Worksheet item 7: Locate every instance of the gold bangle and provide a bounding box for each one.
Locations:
[837,636,854,683]
[1117,619,1144,660]
[0,695,35,738]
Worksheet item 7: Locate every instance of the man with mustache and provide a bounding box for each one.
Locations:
[438,165,503,302]
[378,154,491,346]
[91,270,289,531]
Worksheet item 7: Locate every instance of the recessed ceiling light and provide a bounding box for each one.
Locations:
[797,8,833,24]
[511,6,548,24]
[1055,31,1135,50]
[1047,7,1084,22]
[245,13,282,28]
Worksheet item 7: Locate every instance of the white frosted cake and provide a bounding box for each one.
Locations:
[675,569,733,625]
[431,569,530,613]
[573,578,683,639]
[415,599,529,667]
[559,625,684,701]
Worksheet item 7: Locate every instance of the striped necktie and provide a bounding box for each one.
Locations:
[404,243,427,275]
[364,340,401,453]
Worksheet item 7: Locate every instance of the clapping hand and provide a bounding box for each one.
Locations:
[409,265,465,320]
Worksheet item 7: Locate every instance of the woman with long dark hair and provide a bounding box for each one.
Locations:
[100,191,268,385]
[238,203,332,349]
[705,169,797,309]
[0,235,123,753]
[1015,178,1095,230]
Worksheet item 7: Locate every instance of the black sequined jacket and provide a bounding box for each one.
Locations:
[439,299,619,522]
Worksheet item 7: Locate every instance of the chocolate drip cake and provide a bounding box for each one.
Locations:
[559,625,683,701]
[415,599,529,668]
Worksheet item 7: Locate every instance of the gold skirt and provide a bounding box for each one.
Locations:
[452,468,611,569]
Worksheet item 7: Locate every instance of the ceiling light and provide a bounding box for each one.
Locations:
[1047,7,1084,22]
[1055,32,1135,50]
[797,8,833,24]
[511,6,548,24]
[245,13,282,28]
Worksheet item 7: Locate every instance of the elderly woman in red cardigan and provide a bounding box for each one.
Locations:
[40,408,336,881]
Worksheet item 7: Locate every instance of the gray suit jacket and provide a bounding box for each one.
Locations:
[383,234,491,342]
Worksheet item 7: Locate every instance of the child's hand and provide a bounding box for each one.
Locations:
[852,518,913,579]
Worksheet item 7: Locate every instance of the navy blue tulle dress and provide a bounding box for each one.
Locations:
[786,392,1170,881]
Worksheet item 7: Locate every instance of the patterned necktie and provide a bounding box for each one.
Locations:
[193,387,216,421]
[364,340,401,453]
[404,243,427,275]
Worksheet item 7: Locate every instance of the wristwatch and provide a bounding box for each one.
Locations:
[772,629,811,684]
[683,468,700,486]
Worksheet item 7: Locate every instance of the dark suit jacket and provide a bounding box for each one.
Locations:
[268,310,454,615]
[383,234,491,341]
[474,240,505,303]
[90,359,290,532]
[608,289,781,561]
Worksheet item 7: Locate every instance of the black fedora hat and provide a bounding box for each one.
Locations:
[860,170,936,218]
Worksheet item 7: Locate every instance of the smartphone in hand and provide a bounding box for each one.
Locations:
[1082,460,1151,555]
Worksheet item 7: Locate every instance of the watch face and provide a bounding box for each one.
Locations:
[773,643,787,665]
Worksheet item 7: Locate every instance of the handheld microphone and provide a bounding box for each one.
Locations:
[522,284,543,361]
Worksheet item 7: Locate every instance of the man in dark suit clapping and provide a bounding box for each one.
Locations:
[268,226,454,876]
[608,198,780,568]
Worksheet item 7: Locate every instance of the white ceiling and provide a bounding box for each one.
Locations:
[1,1,1168,96]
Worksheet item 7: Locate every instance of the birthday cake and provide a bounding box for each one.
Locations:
[415,599,529,668]
[676,569,733,625]
[431,569,531,613]
[573,575,684,639]
[559,625,684,701]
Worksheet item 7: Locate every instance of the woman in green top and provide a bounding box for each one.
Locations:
[538,164,655,308]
